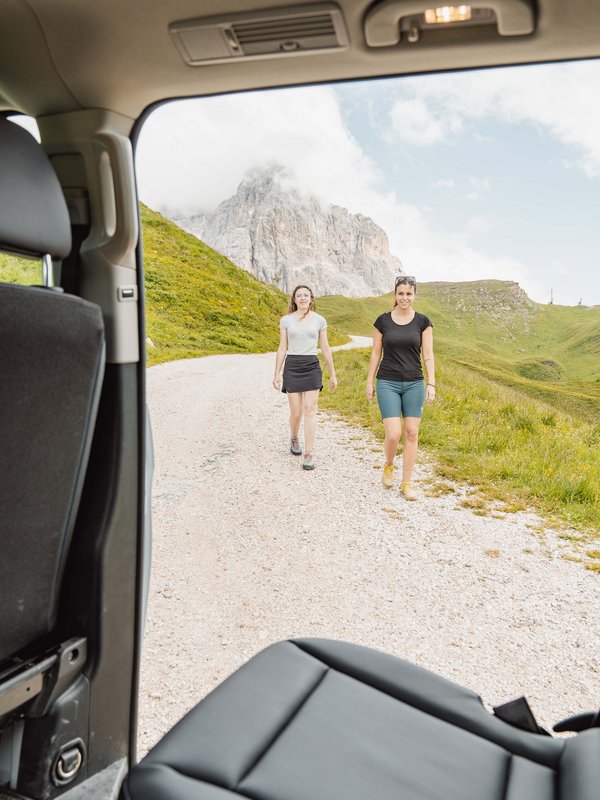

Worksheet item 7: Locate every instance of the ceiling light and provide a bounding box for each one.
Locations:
[423,5,472,24]
[364,0,535,47]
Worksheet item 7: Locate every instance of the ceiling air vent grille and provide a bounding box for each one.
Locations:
[170,3,348,66]
[232,14,338,54]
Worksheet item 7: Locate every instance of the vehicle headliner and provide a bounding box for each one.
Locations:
[1,0,599,121]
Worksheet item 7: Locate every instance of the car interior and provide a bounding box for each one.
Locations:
[0,1,598,798]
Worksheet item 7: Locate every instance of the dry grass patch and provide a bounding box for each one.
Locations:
[459,495,489,513]
[423,480,456,497]
[495,500,527,513]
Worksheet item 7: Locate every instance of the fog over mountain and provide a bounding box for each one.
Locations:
[173,165,404,297]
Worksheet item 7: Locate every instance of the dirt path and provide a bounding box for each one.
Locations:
[137,344,599,756]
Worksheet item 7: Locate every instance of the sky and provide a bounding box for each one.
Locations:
[134,59,597,307]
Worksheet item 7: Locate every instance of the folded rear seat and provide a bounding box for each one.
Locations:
[122,638,599,800]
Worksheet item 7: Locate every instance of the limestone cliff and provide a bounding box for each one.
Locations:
[174,165,404,297]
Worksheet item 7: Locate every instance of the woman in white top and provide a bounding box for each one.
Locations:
[273,285,337,470]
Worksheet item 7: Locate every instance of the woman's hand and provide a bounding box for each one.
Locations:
[426,384,436,403]
[272,376,281,391]
[329,375,338,391]
[366,380,374,401]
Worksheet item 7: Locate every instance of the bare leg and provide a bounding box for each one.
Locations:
[382,418,402,466]
[402,417,421,482]
[287,392,303,438]
[302,390,320,453]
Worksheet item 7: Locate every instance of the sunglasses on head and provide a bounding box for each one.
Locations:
[395,275,416,286]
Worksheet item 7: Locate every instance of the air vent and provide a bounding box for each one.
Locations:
[169,3,348,65]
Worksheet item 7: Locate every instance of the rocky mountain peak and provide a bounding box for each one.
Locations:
[174,165,404,297]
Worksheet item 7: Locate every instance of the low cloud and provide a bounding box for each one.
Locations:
[136,86,382,217]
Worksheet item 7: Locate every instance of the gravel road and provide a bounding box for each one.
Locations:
[137,341,599,756]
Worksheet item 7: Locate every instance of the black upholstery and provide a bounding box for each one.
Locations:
[123,638,600,800]
[0,283,105,662]
[0,117,105,665]
[0,117,71,259]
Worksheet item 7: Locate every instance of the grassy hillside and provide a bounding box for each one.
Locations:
[318,283,600,547]
[143,205,288,365]
[319,281,600,418]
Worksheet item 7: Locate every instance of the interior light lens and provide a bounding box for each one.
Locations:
[424,5,472,24]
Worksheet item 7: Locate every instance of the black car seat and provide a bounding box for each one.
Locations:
[0,117,105,789]
[123,637,599,799]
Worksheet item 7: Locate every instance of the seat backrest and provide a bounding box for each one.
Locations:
[0,117,105,665]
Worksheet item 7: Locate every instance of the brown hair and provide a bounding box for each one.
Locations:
[288,285,315,318]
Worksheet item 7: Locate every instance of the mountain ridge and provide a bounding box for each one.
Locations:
[173,164,404,297]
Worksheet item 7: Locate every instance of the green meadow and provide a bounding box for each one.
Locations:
[317,284,600,555]
[2,209,598,560]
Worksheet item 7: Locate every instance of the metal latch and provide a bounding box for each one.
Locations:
[52,740,85,786]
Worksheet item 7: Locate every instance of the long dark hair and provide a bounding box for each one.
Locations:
[288,285,315,318]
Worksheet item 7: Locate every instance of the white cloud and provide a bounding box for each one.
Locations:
[388,97,463,146]
[136,87,383,217]
[465,176,491,199]
[375,202,548,303]
[434,178,455,189]
[466,216,495,234]
[386,61,600,176]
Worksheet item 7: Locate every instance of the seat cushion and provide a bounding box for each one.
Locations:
[123,638,597,800]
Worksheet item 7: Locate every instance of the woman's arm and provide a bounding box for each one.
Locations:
[319,328,337,391]
[366,328,383,400]
[272,327,287,390]
[422,326,435,403]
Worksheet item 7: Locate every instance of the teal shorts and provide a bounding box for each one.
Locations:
[376,379,425,419]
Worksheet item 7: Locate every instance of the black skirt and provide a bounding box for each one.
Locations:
[282,355,323,393]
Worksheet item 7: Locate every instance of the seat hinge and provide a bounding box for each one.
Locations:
[0,638,86,721]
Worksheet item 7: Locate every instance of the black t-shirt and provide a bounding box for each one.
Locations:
[373,311,433,381]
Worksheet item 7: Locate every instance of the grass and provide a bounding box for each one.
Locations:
[0,252,41,284]
[318,282,599,539]
[318,345,600,538]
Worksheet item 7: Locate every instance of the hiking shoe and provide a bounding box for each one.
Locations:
[290,436,302,456]
[381,464,395,488]
[400,481,417,501]
[302,452,315,470]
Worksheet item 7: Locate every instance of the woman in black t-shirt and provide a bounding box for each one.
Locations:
[366,276,435,501]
